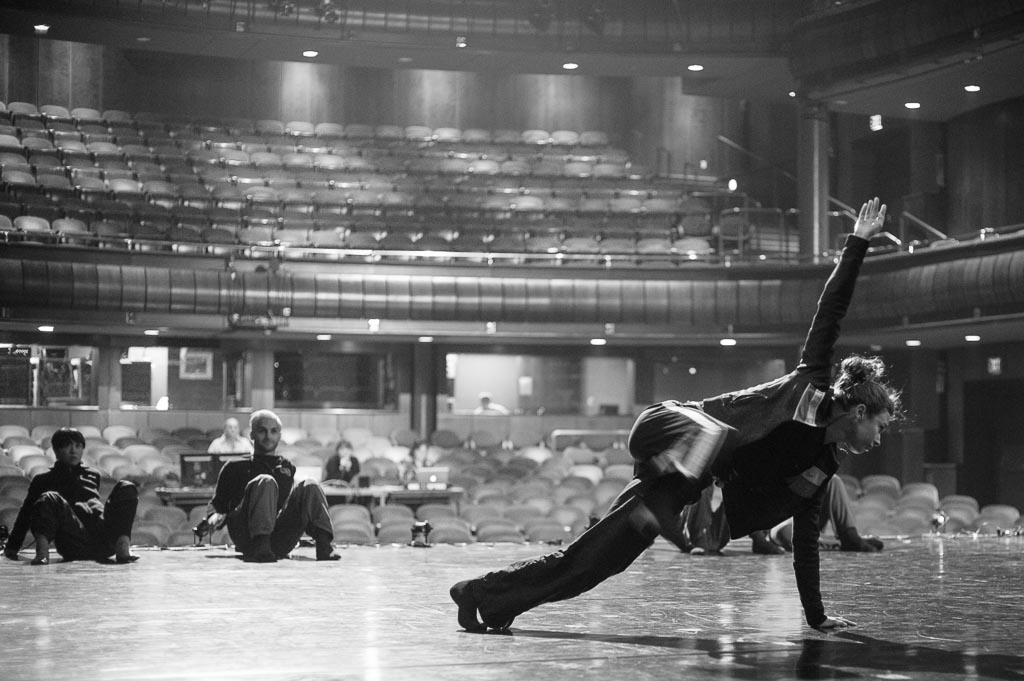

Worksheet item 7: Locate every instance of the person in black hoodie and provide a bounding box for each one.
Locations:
[205,409,339,563]
[3,427,138,565]
[451,198,900,633]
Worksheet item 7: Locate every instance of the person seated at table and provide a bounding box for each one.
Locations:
[474,392,510,415]
[3,427,139,565]
[324,439,360,485]
[208,417,254,455]
[204,409,339,563]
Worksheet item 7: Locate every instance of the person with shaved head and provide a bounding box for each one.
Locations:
[205,409,338,563]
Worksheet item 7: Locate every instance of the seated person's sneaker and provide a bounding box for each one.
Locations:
[839,529,883,552]
[242,535,278,563]
[316,544,341,561]
[751,529,786,555]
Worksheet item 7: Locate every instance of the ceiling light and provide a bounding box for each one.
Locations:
[136,36,151,43]
[687,64,704,72]
[904,102,921,109]
[964,84,981,93]
[398,56,413,63]
[788,91,796,98]
[143,329,160,336]
[727,178,738,192]
[38,325,55,332]
[562,62,579,71]
[965,334,981,342]
[590,338,607,346]
[418,336,434,343]
[34,24,50,35]
[720,338,737,347]
[905,339,922,347]
[869,114,883,132]
[367,319,380,333]
[455,36,467,48]
[302,50,318,58]
[316,334,332,341]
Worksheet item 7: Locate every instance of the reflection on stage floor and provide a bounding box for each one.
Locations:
[2,534,1022,680]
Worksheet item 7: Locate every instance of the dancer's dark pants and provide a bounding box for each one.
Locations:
[466,402,731,628]
[226,475,334,557]
[30,481,138,561]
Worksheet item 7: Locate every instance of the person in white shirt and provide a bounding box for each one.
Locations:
[207,417,254,454]
[473,392,510,415]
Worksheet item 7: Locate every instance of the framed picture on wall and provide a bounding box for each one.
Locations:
[179,348,214,380]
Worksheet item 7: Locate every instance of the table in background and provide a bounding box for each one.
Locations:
[156,485,465,514]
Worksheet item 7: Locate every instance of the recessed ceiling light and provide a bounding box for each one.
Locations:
[590,338,607,346]
[964,84,981,93]
[965,334,981,342]
[316,334,332,341]
[719,338,737,347]
[34,24,49,35]
[143,329,160,336]
[904,102,921,109]
[727,178,738,191]
[687,64,704,72]
[136,36,151,43]
[562,62,579,71]
[398,56,413,63]
[788,90,796,98]
[418,336,434,343]
[302,50,318,58]
[905,339,922,347]
[38,325,54,332]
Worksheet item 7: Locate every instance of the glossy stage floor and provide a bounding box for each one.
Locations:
[2,534,1022,681]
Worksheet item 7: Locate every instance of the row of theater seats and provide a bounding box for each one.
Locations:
[1,100,626,145]
[0,100,779,262]
[5,420,1023,549]
[0,213,720,264]
[0,101,660,191]
[840,473,1021,537]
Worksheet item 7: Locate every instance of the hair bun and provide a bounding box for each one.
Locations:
[840,355,886,384]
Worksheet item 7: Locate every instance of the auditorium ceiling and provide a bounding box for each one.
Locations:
[3,0,1024,121]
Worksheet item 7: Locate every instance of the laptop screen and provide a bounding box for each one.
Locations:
[179,452,244,488]
[294,465,324,483]
[415,466,450,487]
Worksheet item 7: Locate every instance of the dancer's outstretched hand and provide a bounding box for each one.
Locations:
[853,197,886,239]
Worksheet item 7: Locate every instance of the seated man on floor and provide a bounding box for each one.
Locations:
[677,475,883,555]
[204,409,339,563]
[3,427,138,565]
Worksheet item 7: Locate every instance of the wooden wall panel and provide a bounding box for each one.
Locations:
[948,98,1024,234]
